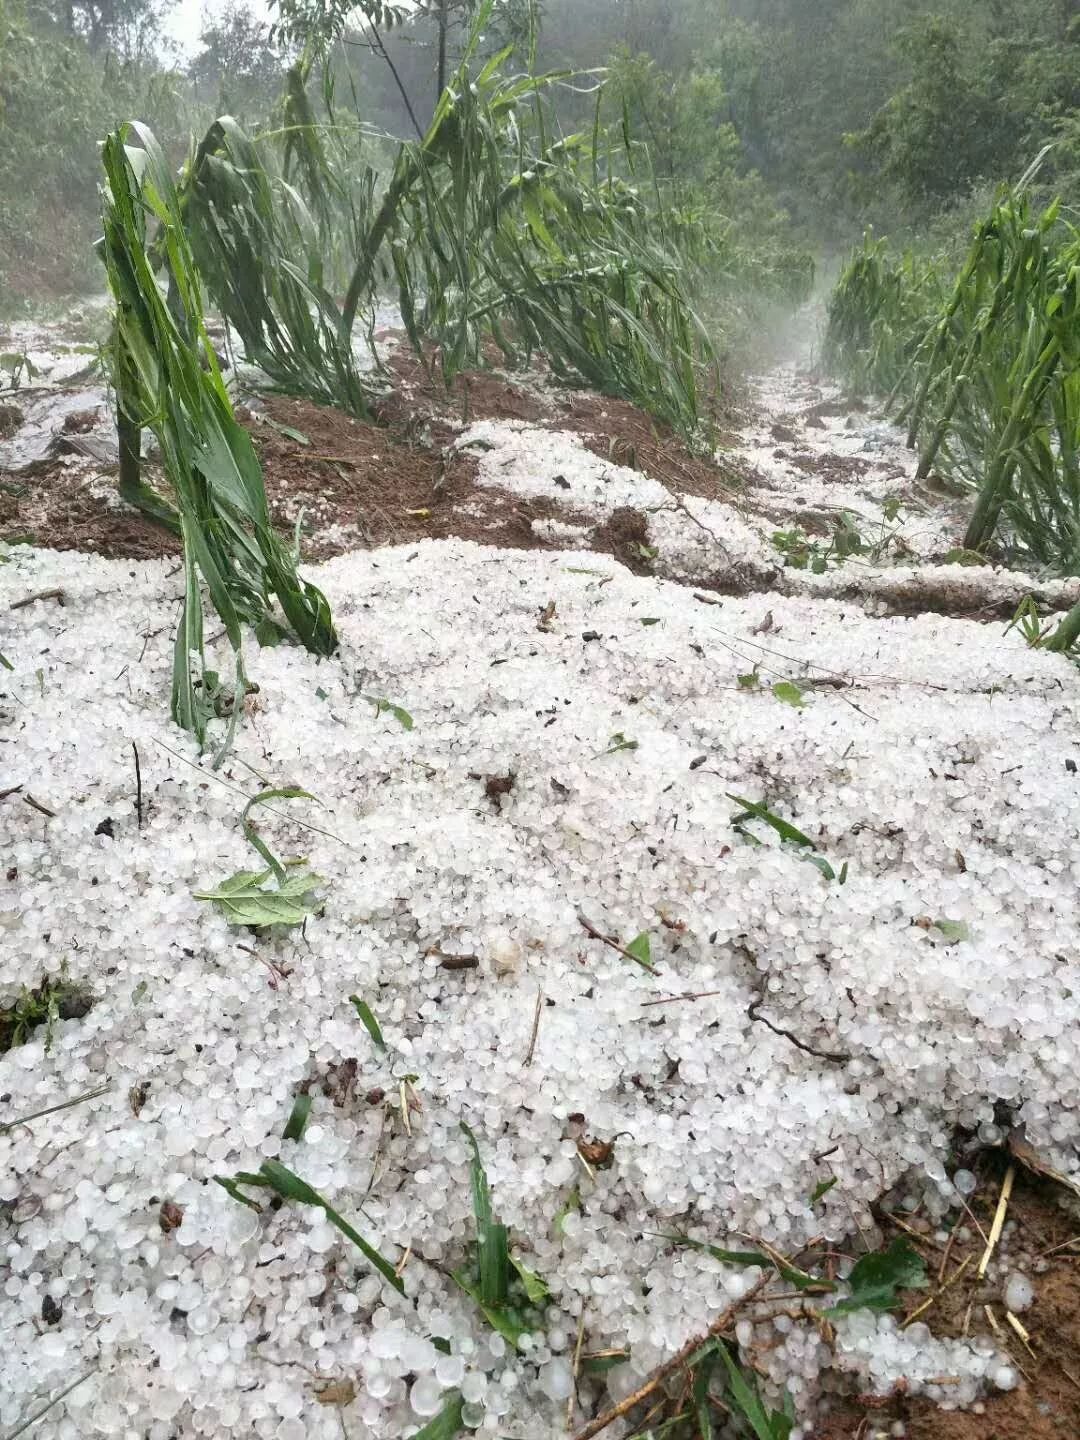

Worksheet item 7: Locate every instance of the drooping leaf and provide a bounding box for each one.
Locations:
[215,1160,405,1294]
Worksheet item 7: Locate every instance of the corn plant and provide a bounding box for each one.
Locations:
[825,165,1080,577]
[172,0,715,437]
[100,123,336,752]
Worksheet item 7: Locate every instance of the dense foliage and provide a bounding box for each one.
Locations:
[9,0,1080,310]
[826,179,1080,628]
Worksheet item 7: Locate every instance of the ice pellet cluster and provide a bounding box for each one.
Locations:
[832,1314,1006,1408]
[457,418,775,584]
[3,527,1080,1438]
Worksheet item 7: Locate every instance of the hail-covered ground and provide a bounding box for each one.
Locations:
[3,319,1080,1440]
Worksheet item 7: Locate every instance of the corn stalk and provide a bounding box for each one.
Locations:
[100,123,336,752]
[825,181,1080,574]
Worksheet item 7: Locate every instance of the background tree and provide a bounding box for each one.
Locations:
[189,0,286,122]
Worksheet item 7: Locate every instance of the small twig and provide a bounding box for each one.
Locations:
[1005,1309,1036,1359]
[944,1198,979,1278]
[2,1368,97,1440]
[0,1082,112,1136]
[978,1164,1015,1278]
[570,1273,771,1440]
[953,1190,989,1248]
[747,999,851,1065]
[640,988,728,1009]
[132,741,143,829]
[578,912,660,973]
[524,987,544,1067]
[904,1253,973,1327]
[1039,1233,1080,1259]
[567,1310,586,1429]
[9,587,65,611]
[22,793,56,818]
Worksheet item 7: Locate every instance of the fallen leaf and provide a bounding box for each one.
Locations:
[159,1200,184,1234]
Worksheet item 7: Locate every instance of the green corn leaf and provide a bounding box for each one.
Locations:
[349,996,387,1051]
[282,1092,312,1141]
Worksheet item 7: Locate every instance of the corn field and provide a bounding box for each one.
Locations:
[100,124,337,753]
[97,0,761,750]
[825,169,1080,624]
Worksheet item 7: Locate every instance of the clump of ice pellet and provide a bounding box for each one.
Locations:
[833,1314,1005,1408]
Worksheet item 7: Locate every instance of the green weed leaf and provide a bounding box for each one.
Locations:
[624,931,657,973]
[194,866,321,927]
[826,1237,928,1317]
[365,696,414,731]
[772,681,806,708]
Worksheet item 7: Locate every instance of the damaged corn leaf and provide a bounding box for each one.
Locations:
[214,1160,405,1294]
[455,1122,550,1348]
[99,124,337,755]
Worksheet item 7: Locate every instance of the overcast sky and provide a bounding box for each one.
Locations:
[162,0,273,56]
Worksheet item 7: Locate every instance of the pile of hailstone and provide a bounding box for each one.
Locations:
[3,535,1080,1439]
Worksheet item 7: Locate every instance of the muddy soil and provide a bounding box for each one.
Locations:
[821,1163,1080,1440]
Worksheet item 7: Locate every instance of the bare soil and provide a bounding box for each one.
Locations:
[0,358,742,570]
[820,1162,1080,1439]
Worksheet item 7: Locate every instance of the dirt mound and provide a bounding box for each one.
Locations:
[0,360,742,572]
